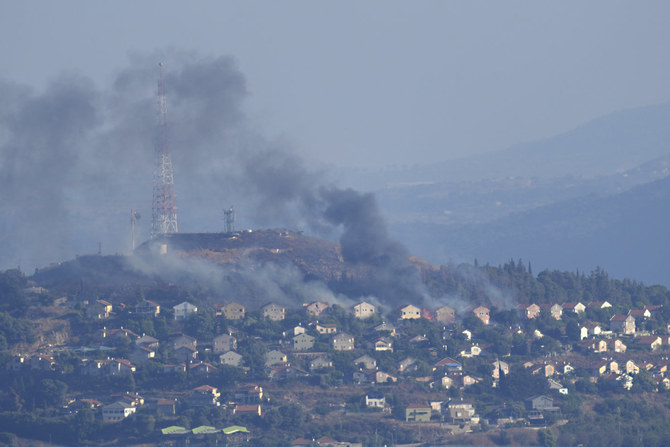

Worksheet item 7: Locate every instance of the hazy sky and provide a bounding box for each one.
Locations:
[2,1,669,170]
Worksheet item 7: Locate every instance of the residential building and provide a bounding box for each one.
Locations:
[526,395,559,411]
[235,384,263,403]
[128,345,156,364]
[584,323,602,337]
[87,299,113,320]
[305,301,329,316]
[309,356,333,371]
[162,363,187,374]
[549,304,563,320]
[375,371,397,383]
[101,327,140,343]
[219,351,244,367]
[190,385,220,407]
[398,357,417,373]
[447,401,478,424]
[625,360,640,375]
[28,355,57,372]
[529,363,555,377]
[374,337,393,352]
[174,345,198,362]
[173,301,197,320]
[588,301,612,309]
[332,333,355,351]
[265,350,287,366]
[234,404,262,416]
[189,362,218,374]
[580,339,608,353]
[579,326,589,340]
[221,302,245,320]
[400,304,421,320]
[433,357,463,373]
[269,365,309,381]
[435,305,456,324]
[354,355,377,370]
[213,334,237,354]
[316,323,337,335]
[492,360,509,380]
[608,339,627,353]
[472,306,490,325]
[635,335,663,351]
[365,395,386,409]
[610,315,636,335]
[405,404,431,422]
[110,359,136,376]
[373,321,396,336]
[262,303,285,321]
[628,308,652,321]
[173,334,197,350]
[156,399,177,416]
[562,302,586,314]
[459,344,482,358]
[135,300,160,317]
[517,303,541,319]
[293,333,315,351]
[136,334,159,349]
[353,301,375,319]
[102,401,136,423]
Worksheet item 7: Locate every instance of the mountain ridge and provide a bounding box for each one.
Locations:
[393,175,670,287]
[340,101,670,189]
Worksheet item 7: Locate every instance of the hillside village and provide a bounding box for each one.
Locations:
[2,262,670,446]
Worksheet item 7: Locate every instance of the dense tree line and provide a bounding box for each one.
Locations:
[423,260,670,309]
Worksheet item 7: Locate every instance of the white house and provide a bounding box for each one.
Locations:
[102,401,136,423]
[173,302,197,320]
[353,302,376,319]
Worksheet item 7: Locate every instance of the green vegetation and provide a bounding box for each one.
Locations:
[3,258,670,446]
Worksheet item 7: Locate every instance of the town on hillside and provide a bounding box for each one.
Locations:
[2,265,670,446]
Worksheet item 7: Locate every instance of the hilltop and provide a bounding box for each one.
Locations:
[31,229,433,308]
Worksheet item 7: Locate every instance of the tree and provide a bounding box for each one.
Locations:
[631,369,657,393]
[499,367,548,400]
[538,429,557,447]
[565,320,580,342]
[36,379,68,408]
[185,308,216,341]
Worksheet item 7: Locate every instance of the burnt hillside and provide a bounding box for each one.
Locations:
[31,229,386,304]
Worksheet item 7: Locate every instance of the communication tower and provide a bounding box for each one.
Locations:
[224,206,235,234]
[151,62,178,237]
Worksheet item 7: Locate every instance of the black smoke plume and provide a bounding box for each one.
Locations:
[0,51,430,307]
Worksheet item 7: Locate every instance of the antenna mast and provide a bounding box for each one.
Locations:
[151,62,178,237]
[131,209,141,250]
[224,206,235,233]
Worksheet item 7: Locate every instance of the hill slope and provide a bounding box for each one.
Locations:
[31,229,405,307]
[394,176,670,286]
[342,101,670,189]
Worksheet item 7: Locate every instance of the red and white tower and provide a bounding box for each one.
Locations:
[151,62,178,237]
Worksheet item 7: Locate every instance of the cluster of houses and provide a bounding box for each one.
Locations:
[11,291,670,439]
[401,396,560,433]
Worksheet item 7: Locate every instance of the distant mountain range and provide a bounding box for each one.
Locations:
[340,101,670,188]
[391,175,670,286]
[347,101,670,287]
